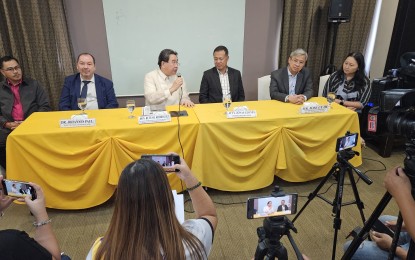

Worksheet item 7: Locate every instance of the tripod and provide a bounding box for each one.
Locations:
[344,140,415,259]
[292,149,373,260]
[254,216,303,260]
[342,191,405,259]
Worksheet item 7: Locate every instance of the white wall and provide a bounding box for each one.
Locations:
[369,0,399,80]
[102,0,246,96]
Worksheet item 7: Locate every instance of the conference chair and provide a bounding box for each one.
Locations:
[258,75,271,100]
[318,74,330,97]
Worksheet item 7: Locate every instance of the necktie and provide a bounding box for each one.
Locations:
[80,80,90,99]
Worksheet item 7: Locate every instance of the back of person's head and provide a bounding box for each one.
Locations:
[158,49,178,68]
[95,159,205,260]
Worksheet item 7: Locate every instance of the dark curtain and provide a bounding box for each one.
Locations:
[279,0,376,95]
[0,0,75,110]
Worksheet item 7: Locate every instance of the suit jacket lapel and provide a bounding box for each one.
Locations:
[295,70,304,94]
[213,68,223,95]
[94,76,103,108]
[228,68,234,96]
[283,68,290,94]
[75,74,82,98]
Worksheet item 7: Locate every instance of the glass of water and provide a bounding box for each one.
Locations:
[327,92,336,108]
[77,98,87,115]
[126,100,136,118]
[222,94,232,114]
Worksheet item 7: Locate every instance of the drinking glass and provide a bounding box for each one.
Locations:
[327,92,336,108]
[77,98,87,115]
[222,94,232,114]
[126,100,136,118]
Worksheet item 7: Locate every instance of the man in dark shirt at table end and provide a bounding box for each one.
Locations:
[0,55,51,171]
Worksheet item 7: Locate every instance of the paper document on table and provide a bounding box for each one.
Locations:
[172,190,185,223]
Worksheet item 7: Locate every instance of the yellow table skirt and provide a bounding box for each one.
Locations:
[191,98,362,191]
[7,98,362,208]
[6,106,198,209]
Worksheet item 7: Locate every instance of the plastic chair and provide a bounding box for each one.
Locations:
[258,75,271,100]
[318,74,330,96]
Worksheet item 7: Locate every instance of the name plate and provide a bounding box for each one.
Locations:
[139,114,171,124]
[300,105,329,114]
[226,110,257,118]
[60,118,96,128]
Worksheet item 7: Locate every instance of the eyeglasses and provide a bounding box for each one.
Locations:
[2,65,21,72]
[168,61,180,66]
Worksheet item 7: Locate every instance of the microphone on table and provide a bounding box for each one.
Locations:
[177,72,181,77]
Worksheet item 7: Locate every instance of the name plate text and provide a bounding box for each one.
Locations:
[226,110,257,118]
[300,105,329,114]
[139,114,171,124]
[60,119,96,128]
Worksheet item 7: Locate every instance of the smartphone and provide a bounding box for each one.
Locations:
[247,193,298,219]
[1,179,37,200]
[335,132,359,152]
[169,111,188,117]
[372,219,394,238]
[141,154,181,172]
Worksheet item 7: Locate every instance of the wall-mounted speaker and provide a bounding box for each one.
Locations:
[328,0,353,23]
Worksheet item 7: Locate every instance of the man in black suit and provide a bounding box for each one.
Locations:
[269,48,313,104]
[277,200,289,212]
[199,46,245,103]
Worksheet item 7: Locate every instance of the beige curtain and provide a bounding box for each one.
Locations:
[280,0,376,95]
[0,0,75,110]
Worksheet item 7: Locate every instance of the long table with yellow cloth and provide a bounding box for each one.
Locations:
[6,106,199,209]
[6,97,361,209]
[191,97,362,191]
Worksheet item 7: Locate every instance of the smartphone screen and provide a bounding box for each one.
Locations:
[247,193,298,219]
[1,179,37,200]
[335,133,359,152]
[141,154,181,172]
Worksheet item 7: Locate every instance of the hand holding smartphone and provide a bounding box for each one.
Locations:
[1,179,37,200]
[372,219,395,238]
[141,154,181,172]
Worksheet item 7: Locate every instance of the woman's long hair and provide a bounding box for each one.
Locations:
[339,51,367,91]
[95,159,206,260]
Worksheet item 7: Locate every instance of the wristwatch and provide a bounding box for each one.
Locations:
[340,100,344,106]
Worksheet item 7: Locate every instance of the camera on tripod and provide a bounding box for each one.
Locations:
[343,100,415,259]
[248,186,303,260]
[366,95,415,177]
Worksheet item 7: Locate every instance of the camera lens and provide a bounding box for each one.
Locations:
[387,109,415,138]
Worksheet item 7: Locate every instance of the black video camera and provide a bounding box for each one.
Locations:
[366,90,415,138]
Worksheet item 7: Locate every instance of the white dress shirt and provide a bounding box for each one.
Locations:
[144,69,191,106]
[80,75,98,110]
